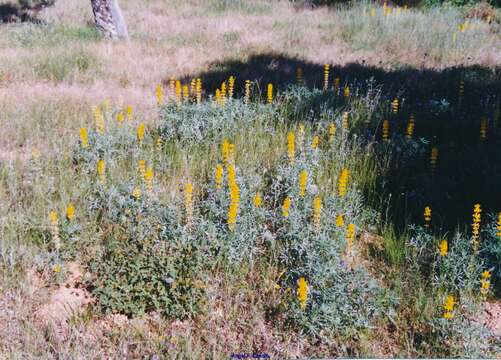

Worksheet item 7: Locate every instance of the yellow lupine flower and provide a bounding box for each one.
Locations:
[329,123,336,143]
[221,81,227,99]
[138,159,146,178]
[342,112,349,130]
[439,239,448,256]
[175,80,182,106]
[53,263,61,274]
[156,84,163,105]
[424,206,432,227]
[117,111,124,124]
[311,135,319,150]
[169,78,175,97]
[97,159,106,183]
[323,64,330,91]
[228,76,235,98]
[221,139,231,165]
[337,168,349,197]
[126,105,133,122]
[346,223,356,251]
[227,163,236,187]
[244,80,251,104]
[94,106,105,135]
[253,192,262,208]
[228,182,240,230]
[334,77,340,93]
[267,83,273,104]
[190,78,196,95]
[471,203,482,252]
[215,164,224,190]
[406,114,415,139]
[287,132,295,164]
[282,197,291,218]
[132,187,142,199]
[443,295,456,319]
[336,214,344,227]
[480,270,491,296]
[382,119,390,142]
[430,147,439,173]
[299,170,308,197]
[391,98,399,114]
[313,196,322,231]
[297,277,308,310]
[296,67,303,84]
[144,167,154,192]
[66,203,75,221]
[196,78,202,104]
[343,86,350,98]
[79,128,88,148]
[137,123,145,144]
[182,85,189,101]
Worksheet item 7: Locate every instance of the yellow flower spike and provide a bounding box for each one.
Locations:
[79,128,89,148]
[296,67,303,84]
[287,132,295,165]
[244,80,251,104]
[190,78,196,96]
[430,147,439,174]
[253,192,262,208]
[424,206,432,227]
[342,112,349,130]
[137,123,145,144]
[471,203,482,252]
[323,64,330,91]
[282,197,292,218]
[116,111,124,124]
[439,239,448,256]
[481,270,491,279]
[175,80,182,106]
[184,183,194,228]
[313,196,322,232]
[382,119,390,142]
[228,176,240,231]
[66,203,75,221]
[228,76,235,98]
[215,164,224,190]
[93,106,105,135]
[311,135,319,150]
[155,137,163,152]
[346,223,356,252]
[329,123,337,143]
[182,85,190,102]
[370,8,376,17]
[221,139,231,165]
[392,98,399,114]
[53,264,61,274]
[334,78,340,93]
[126,105,133,122]
[297,277,308,310]
[336,214,344,227]
[144,167,154,192]
[406,114,415,139]
[97,159,106,183]
[299,170,308,197]
[267,83,273,104]
[132,187,142,200]
[337,168,350,197]
[196,78,202,104]
[156,84,163,105]
[443,295,456,319]
[169,78,175,98]
[49,210,60,251]
[480,118,487,140]
[215,89,221,105]
[343,86,350,98]
[138,159,146,178]
[221,81,227,99]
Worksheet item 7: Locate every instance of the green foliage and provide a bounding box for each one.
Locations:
[32,49,97,82]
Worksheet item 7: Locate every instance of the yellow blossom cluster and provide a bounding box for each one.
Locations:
[443,294,456,319]
[471,203,481,252]
[337,168,350,197]
[297,277,308,310]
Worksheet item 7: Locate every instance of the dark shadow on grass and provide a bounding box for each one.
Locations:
[174,53,501,238]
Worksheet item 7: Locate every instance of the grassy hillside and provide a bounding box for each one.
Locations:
[0,0,500,358]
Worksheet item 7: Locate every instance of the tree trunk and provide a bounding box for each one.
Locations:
[90,0,128,40]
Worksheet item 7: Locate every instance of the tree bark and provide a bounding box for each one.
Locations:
[90,0,128,40]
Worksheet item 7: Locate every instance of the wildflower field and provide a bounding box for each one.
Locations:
[0,0,500,358]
